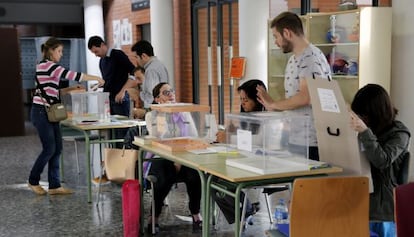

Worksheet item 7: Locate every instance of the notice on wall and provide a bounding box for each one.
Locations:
[229,57,246,79]
[112,20,121,49]
[121,18,132,46]
[113,18,133,48]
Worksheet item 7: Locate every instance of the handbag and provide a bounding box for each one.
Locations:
[46,103,68,122]
[104,147,138,183]
[34,77,68,122]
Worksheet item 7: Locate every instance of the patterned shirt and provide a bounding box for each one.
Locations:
[33,60,82,106]
[284,44,331,146]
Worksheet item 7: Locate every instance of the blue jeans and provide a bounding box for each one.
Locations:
[110,93,130,117]
[370,221,396,237]
[110,93,130,148]
[29,104,62,189]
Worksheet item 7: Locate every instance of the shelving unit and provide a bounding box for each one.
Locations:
[267,7,392,104]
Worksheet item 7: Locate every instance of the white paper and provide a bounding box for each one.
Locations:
[226,156,311,175]
[187,148,218,155]
[356,0,371,5]
[237,129,252,152]
[317,88,340,113]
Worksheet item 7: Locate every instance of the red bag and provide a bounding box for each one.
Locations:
[122,179,140,237]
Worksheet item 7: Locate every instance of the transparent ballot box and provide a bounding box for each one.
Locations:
[147,103,211,150]
[224,112,326,174]
[63,91,110,124]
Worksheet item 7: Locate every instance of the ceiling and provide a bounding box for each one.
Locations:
[0,0,83,3]
[0,0,84,24]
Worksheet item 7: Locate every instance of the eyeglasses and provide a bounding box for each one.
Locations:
[160,89,175,97]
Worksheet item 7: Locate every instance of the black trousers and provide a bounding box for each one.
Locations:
[148,159,201,217]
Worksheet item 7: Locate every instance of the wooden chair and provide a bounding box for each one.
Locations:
[270,176,369,237]
[394,182,414,237]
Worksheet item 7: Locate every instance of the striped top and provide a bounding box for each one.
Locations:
[33,60,82,107]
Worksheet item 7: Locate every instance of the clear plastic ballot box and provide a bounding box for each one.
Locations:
[63,91,110,124]
[147,103,210,139]
[224,111,324,174]
[145,103,211,151]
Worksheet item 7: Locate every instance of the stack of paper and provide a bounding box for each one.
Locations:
[226,156,329,175]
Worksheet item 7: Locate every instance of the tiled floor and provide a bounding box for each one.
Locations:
[0,122,289,237]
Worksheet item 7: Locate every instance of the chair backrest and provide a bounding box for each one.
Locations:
[394,182,414,237]
[289,176,369,237]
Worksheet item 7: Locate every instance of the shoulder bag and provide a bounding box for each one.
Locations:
[104,147,138,183]
[35,77,68,122]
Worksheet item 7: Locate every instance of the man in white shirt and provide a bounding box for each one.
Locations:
[257,11,332,161]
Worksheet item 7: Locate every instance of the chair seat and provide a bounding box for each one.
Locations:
[61,126,102,141]
[62,133,102,142]
[262,186,289,195]
[271,224,380,237]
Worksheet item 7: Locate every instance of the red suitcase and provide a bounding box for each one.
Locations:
[122,179,140,237]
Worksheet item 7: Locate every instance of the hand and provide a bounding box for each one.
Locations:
[115,90,125,103]
[350,110,368,133]
[133,108,146,119]
[90,77,105,91]
[216,130,226,143]
[256,85,275,110]
[126,88,140,103]
[90,83,100,91]
[96,77,105,87]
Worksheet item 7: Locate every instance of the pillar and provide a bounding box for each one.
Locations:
[150,0,175,89]
[238,0,269,86]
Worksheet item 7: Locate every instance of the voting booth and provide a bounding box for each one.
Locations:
[307,77,372,190]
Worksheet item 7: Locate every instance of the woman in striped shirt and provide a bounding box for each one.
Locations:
[28,37,104,195]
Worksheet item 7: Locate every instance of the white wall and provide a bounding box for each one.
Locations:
[391,2,414,181]
[239,0,269,86]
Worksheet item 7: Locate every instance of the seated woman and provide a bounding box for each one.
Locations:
[350,84,410,237]
[213,79,268,226]
[146,82,202,234]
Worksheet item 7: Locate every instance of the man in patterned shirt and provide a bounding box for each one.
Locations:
[257,11,332,161]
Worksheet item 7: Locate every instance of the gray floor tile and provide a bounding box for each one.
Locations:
[0,122,288,237]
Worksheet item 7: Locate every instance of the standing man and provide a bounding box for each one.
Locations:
[131,40,170,109]
[256,12,331,161]
[88,36,135,152]
[87,36,135,117]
